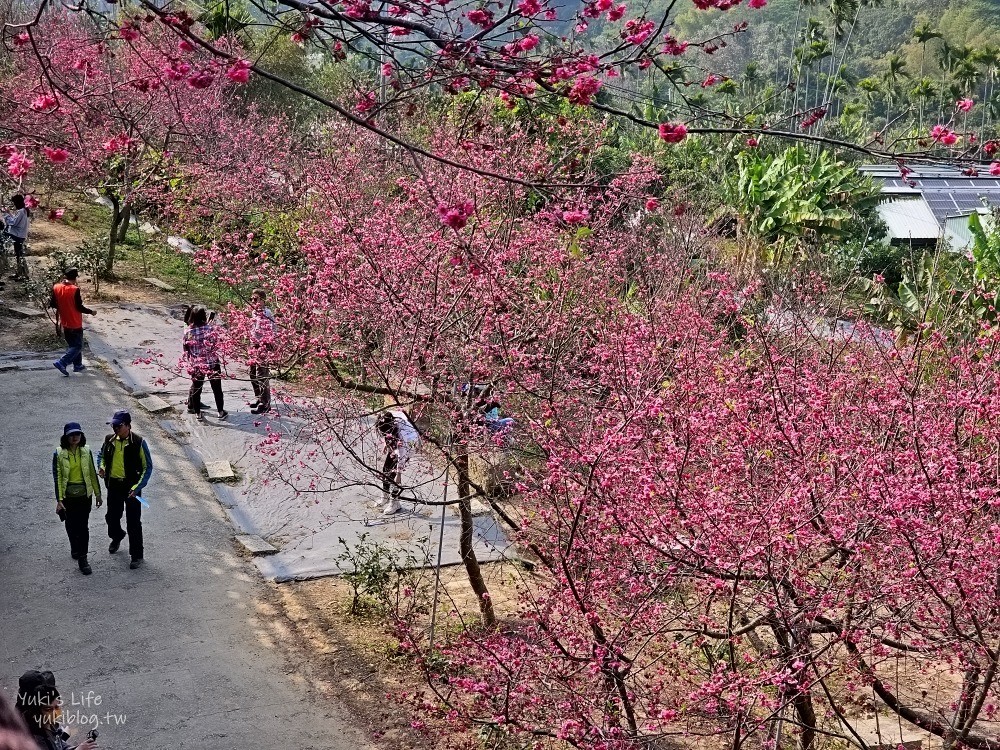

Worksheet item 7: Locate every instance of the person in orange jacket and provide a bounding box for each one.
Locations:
[48,268,96,376]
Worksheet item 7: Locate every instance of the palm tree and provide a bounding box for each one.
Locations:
[742,61,762,101]
[913,22,942,80]
[883,53,909,128]
[911,77,940,124]
[974,46,1000,140]
[858,77,882,108]
[829,0,860,39]
[937,41,959,76]
[955,61,981,97]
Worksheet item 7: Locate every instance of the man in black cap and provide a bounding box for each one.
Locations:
[49,267,96,377]
[97,411,153,570]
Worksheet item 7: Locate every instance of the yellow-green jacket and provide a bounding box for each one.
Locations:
[52,446,102,502]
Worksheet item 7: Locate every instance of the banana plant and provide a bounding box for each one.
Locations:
[726,146,881,271]
[858,245,996,341]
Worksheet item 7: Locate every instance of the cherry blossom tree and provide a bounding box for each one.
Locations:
[178,110,1000,748]
[3,0,994,185]
[0,12,253,272]
[397,293,1000,750]
[8,8,1000,750]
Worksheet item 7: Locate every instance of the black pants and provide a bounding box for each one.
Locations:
[106,478,143,559]
[381,453,401,500]
[250,363,270,408]
[10,237,27,279]
[188,363,224,413]
[63,496,92,559]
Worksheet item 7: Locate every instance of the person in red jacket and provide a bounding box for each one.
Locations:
[48,268,96,377]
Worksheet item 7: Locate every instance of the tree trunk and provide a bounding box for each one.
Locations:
[115,202,132,243]
[771,621,818,750]
[106,194,121,276]
[453,443,496,627]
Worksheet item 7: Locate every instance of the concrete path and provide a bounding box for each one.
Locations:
[0,366,372,750]
[83,303,512,581]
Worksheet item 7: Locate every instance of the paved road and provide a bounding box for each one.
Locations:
[0,363,369,750]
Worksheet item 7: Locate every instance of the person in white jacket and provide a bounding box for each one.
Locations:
[375,410,420,515]
[2,194,30,281]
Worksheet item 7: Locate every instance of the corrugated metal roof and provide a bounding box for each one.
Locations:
[861,165,1000,223]
[877,196,940,240]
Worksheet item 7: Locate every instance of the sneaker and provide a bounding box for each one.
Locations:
[79,559,92,575]
[129,558,144,570]
[248,400,260,409]
[73,365,87,372]
[250,404,271,415]
[109,538,122,554]
[53,361,69,377]
[382,500,402,515]
[196,412,206,422]
[218,409,228,419]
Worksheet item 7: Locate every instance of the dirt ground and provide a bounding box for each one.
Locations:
[265,561,527,749]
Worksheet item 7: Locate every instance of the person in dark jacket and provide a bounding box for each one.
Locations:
[51,423,103,575]
[49,268,96,377]
[15,671,98,750]
[96,410,153,570]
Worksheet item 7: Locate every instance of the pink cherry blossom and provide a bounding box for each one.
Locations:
[30,93,58,112]
[567,76,601,105]
[658,122,687,143]
[437,200,475,229]
[226,60,252,84]
[119,22,141,41]
[957,98,975,113]
[607,4,626,21]
[467,8,493,26]
[516,0,541,16]
[6,151,33,178]
[43,146,70,163]
[517,34,540,52]
[930,124,958,145]
[990,162,1000,177]
[661,36,688,55]
[748,0,767,8]
[562,209,589,224]
[356,91,378,113]
[624,19,655,45]
[187,70,215,89]
[644,197,659,210]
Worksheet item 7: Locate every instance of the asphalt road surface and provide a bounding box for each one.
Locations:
[0,364,368,750]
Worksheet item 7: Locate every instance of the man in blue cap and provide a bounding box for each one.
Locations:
[97,410,153,570]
